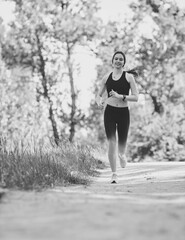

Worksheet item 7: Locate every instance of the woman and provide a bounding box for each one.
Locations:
[96,51,138,184]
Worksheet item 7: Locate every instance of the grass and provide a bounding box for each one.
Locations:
[0,137,105,190]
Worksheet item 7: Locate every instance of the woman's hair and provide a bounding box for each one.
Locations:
[112,51,138,77]
[126,68,138,77]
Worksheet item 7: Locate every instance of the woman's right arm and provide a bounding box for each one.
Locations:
[96,73,109,107]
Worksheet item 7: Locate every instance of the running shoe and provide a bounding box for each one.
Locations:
[119,154,127,168]
[111,173,118,184]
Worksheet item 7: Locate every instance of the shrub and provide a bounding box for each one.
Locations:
[0,137,103,190]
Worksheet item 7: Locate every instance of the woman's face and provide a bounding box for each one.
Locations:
[112,53,125,68]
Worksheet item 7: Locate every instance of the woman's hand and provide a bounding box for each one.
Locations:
[109,89,120,98]
[96,95,104,109]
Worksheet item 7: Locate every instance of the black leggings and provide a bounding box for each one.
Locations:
[104,105,130,147]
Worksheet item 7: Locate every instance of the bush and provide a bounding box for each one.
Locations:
[128,109,185,162]
[0,137,103,190]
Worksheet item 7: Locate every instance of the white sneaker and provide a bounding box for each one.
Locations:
[119,154,127,168]
[111,173,118,184]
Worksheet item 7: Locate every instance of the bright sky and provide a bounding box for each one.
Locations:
[98,0,133,22]
[0,1,15,24]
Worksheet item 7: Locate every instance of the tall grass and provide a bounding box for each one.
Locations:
[0,137,104,190]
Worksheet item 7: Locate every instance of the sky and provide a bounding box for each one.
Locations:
[0,1,15,24]
[0,0,185,110]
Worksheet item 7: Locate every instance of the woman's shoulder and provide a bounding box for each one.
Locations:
[125,71,134,83]
[102,71,112,84]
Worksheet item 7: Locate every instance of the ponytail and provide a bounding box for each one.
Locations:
[126,68,139,77]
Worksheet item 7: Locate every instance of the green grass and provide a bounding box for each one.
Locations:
[0,137,105,190]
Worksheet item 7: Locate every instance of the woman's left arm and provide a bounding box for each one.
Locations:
[125,72,139,102]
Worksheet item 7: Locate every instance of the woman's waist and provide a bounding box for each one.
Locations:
[105,97,128,108]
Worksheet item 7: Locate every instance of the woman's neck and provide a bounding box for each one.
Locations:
[113,69,123,75]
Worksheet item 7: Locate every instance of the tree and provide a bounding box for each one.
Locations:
[88,0,185,161]
[130,0,185,112]
[1,0,102,143]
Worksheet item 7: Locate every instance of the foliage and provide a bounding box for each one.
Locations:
[89,0,185,162]
[0,137,102,190]
[128,102,185,162]
[1,0,102,143]
[131,0,185,111]
[126,0,185,161]
[1,0,185,162]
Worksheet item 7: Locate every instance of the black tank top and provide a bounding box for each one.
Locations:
[105,71,130,97]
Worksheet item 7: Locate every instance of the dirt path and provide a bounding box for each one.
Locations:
[0,162,185,240]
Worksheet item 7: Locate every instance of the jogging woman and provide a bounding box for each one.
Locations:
[96,51,138,183]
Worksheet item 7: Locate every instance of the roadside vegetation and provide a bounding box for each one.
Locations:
[0,137,105,190]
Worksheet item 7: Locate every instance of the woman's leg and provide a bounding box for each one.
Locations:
[104,105,117,172]
[108,138,117,172]
[117,108,130,167]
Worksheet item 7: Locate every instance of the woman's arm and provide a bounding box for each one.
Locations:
[96,73,109,106]
[125,72,139,102]
[98,73,109,97]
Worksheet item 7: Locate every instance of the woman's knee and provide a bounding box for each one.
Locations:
[108,136,116,144]
[118,140,127,150]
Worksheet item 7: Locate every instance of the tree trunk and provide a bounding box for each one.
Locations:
[66,42,76,142]
[48,98,60,145]
[36,32,60,145]
[151,95,164,115]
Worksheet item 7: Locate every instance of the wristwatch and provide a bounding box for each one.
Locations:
[122,95,126,101]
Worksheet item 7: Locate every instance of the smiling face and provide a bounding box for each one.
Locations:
[112,52,126,69]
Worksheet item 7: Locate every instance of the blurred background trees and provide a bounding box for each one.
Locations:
[0,0,185,161]
[1,0,102,144]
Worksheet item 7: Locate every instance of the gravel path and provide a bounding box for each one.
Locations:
[0,162,185,240]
